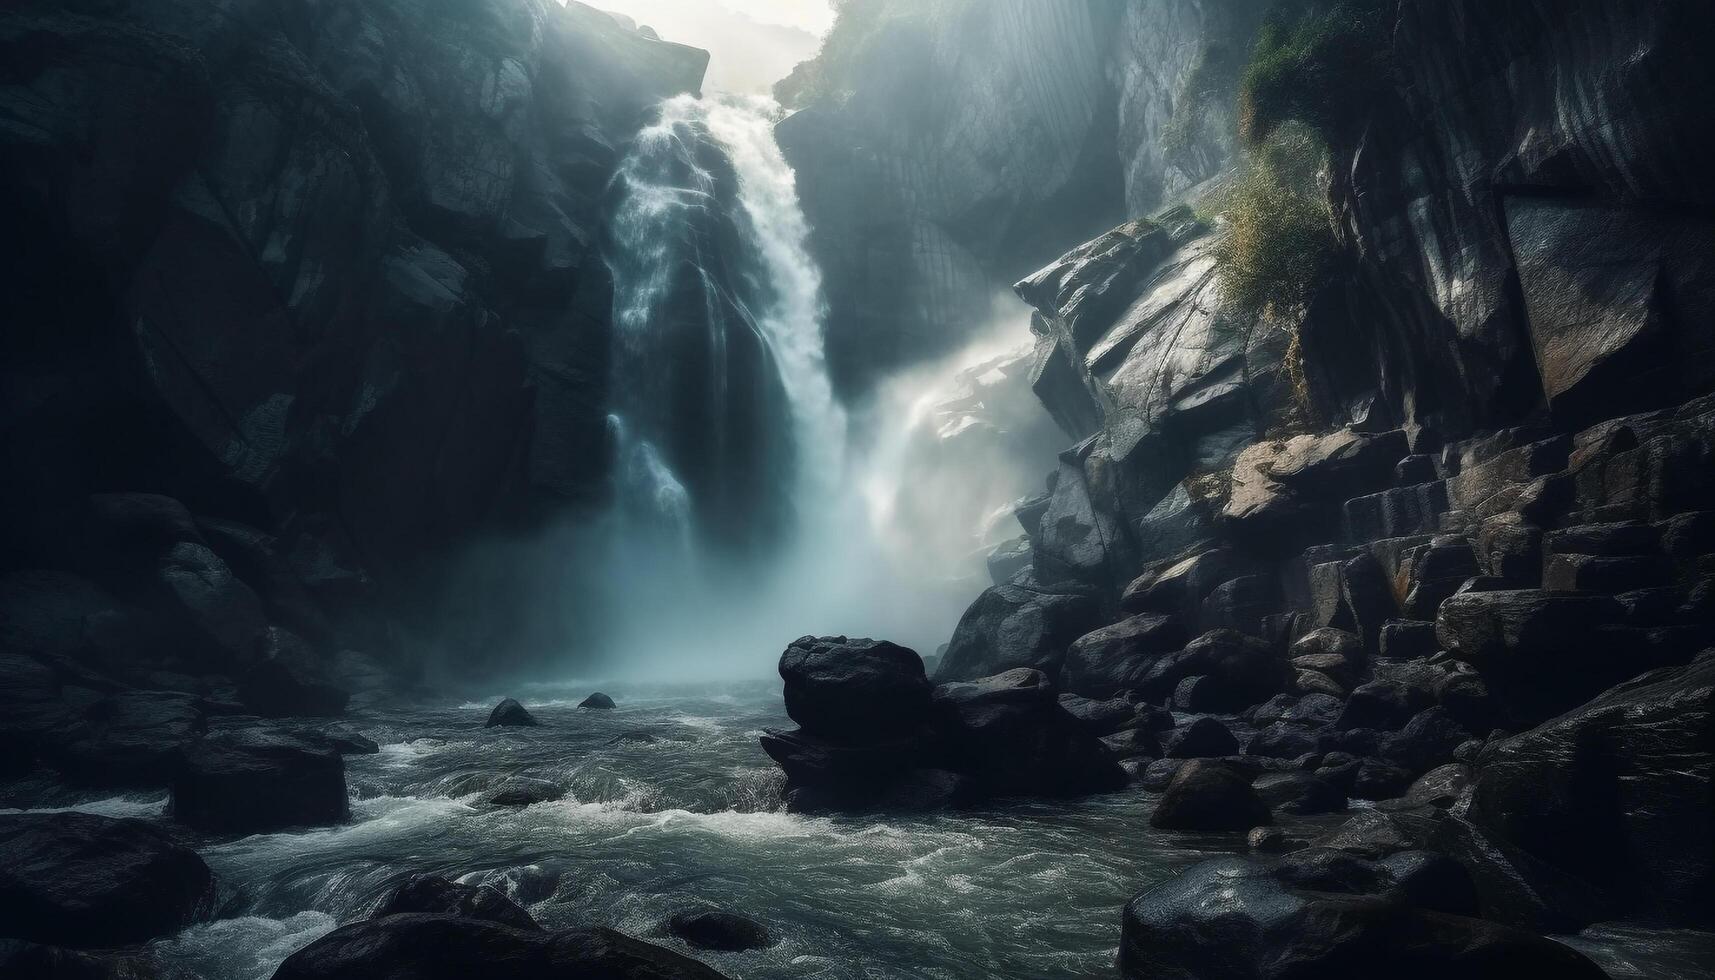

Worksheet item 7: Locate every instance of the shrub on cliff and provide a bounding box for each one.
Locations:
[1211,124,1337,323]
[1237,0,1393,148]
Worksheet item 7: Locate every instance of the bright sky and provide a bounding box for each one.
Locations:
[587,0,836,93]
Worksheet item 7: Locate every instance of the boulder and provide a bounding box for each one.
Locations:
[1161,717,1239,759]
[474,777,564,808]
[1140,629,1288,710]
[51,690,207,786]
[1475,513,1542,584]
[1060,614,1186,697]
[375,875,539,930]
[1378,620,1439,660]
[1405,763,1473,809]
[663,908,773,952]
[1252,772,1346,815]
[1380,707,1473,774]
[1378,850,1480,917]
[272,916,729,980]
[1353,758,1416,800]
[1337,679,1432,732]
[0,812,215,947]
[931,668,1126,798]
[170,727,348,833]
[936,583,1100,681]
[1056,693,1139,735]
[779,636,929,740]
[486,698,537,728]
[578,693,616,709]
[1149,760,1270,832]
[1119,856,1608,979]
[1436,589,1630,720]
[1245,722,1329,760]
[1099,727,1163,761]
[1465,652,1715,927]
[1340,551,1400,652]
[757,728,921,801]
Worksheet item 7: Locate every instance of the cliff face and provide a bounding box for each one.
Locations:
[0,0,707,667]
[777,0,1268,396]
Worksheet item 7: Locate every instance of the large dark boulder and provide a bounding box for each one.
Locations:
[1465,651,1715,927]
[778,636,929,740]
[375,875,539,930]
[170,727,348,834]
[758,727,926,807]
[486,699,537,728]
[0,812,215,947]
[1338,679,1433,732]
[663,908,773,952]
[1139,629,1289,710]
[1436,589,1632,720]
[272,915,729,980]
[1149,760,1270,832]
[50,690,207,786]
[1380,707,1473,775]
[1119,855,1607,980]
[930,668,1126,798]
[1161,717,1239,759]
[1253,772,1346,815]
[937,584,1100,681]
[1060,614,1186,697]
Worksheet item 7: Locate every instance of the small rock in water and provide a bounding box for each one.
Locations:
[475,777,564,807]
[486,698,537,727]
[374,874,539,930]
[1247,826,1295,854]
[579,692,616,709]
[664,907,774,951]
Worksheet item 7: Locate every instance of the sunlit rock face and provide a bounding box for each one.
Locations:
[776,0,1268,395]
[1331,0,1715,436]
[0,0,707,662]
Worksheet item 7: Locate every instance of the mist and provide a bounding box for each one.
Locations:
[591,0,829,94]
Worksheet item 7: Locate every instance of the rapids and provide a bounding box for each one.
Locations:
[7,685,1706,980]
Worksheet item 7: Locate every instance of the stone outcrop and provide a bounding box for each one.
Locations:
[776,0,1267,393]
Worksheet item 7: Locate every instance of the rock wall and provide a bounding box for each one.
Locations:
[776,0,1269,396]
[0,0,708,671]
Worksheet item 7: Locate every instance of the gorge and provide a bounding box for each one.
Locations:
[3,1,1715,979]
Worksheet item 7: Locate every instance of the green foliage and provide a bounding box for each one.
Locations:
[1238,0,1392,148]
[1211,124,1337,323]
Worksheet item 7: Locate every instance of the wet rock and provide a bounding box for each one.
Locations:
[1338,679,1433,732]
[1099,727,1163,761]
[1119,855,1607,979]
[1380,707,1473,774]
[1405,763,1473,809]
[931,668,1126,798]
[1252,772,1346,815]
[1433,670,1501,732]
[475,778,564,808]
[1121,548,1243,619]
[170,727,348,834]
[1056,693,1138,735]
[1543,553,1670,593]
[486,698,538,728]
[375,875,539,930]
[0,942,183,979]
[937,583,1100,681]
[1402,540,1482,619]
[1465,652,1715,927]
[1436,589,1630,721]
[50,690,207,786]
[1161,717,1238,759]
[1199,575,1280,638]
[663,908,773,952]
[1281,692,1343,727]
[1140,629,1288,710]
[0,812,215,947]
[1378,850,1480,917]
[758,728,919,801]
[1313,807,1445,861]
[779,636,929,740]
[1247,825,1295,854]
[238,627,349,718]
[1475,513,1542,584]
[578,693,616,710]
[1060,613,1186,697]
[1340,551,1400,652]
[1353,758,1415,801]
[1245,722,1328,761]
[273,916,729,980]
[1138,758,1184,792]
[1150,760,1270,832]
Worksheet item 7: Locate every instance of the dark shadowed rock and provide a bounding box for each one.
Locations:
[1379,850,1480,917]
[937,584,1101,681]
[779,636,929,740]
[1353,759,1416,801]
[170,728,347,834]
[1141,629,1288,710]
[51,690,207,786]
[1056,693,1139,735]
[1253,772,1346,815]
[663,908,773,952]
[486,699,538,728]
[1061,614,1186,697]
[1100,727,1163,761]
[239,627,349,718]
[1405,763,1473,809]
[1245,722,1329,761]
[578,693,616,709]
[0,812,215,947]
[1380,620,1441,660]
[1381,707,1473,774]
[475,778,564,808]
[1161,717,1238,759]
[931,668,1126,798]
[1120,855,1608,979]
[1150,760,1269,831]
[375,875,539,930]
[272,916,729,980]
[1338,679,1432,733]
[1465,652,1715,927]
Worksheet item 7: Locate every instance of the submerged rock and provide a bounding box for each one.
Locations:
[0,812,215,947]
[578,692,616,710]
[273,916,729,980]
[486,698,538,728]
[374,875,539,930]
[663,908,773,952]
[474,777,564,808]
